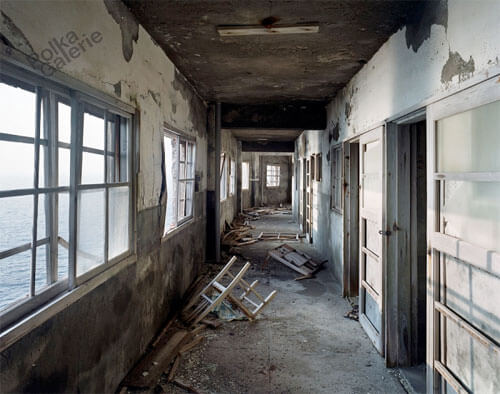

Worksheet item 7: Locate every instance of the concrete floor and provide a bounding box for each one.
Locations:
[157,213,406,393]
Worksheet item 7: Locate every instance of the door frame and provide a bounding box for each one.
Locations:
[343,141,360,298]
[384,108,426,368]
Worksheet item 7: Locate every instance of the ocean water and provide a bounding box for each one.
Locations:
[0,194,70,311]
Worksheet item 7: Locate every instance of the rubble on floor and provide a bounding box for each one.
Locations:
[266,243,326,278]
[118,256,277,393]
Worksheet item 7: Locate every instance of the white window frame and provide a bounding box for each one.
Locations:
[242,161,250,191]
[0,65,134,331]
[266,164,280,187]
[220,153,228,201]
[331,145,342,212]
[229,159,236,196]
[163,129,196,235]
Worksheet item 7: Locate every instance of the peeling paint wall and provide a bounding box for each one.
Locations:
[219,129,239,230]
[294,0,500,283]
[0,1,207,392]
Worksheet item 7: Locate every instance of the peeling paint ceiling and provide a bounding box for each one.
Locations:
[123,0,426,105]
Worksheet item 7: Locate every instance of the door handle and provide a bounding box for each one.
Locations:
[378,230,391,236]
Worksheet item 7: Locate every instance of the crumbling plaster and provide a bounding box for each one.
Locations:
[0,1,208,392]
[296,0,500,282]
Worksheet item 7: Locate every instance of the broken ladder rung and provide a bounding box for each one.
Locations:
[243,296,261,309]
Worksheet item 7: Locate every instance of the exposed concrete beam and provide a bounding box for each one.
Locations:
[222,102,327,130]
[242,141,294,153]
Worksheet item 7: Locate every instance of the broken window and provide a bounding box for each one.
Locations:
[266,165,280,187]
[0,70,133,326]
[331,146,343,211]
[230,159,236,195]
[242,161,250,190]
[163,131,196,234]
[220,154,228,201]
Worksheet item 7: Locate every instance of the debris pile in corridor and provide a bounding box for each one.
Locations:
[266,243,326,279]
[118,256,277,393]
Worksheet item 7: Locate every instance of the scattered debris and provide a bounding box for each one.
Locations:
[172,378,202,393]
[257,232,303,241]
[266,244,326,277]
[344,306,359,321]
[181,256,277,326]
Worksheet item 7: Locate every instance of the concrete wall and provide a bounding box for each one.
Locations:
[241,152,292,208]
[295,0,500,282]
[0,1,207,392]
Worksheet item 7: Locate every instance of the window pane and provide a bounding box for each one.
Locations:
[58,192,69,280]
[0,250,31,311]
[0,141,34,190]
[442,181,500,252]
[437,100,500,172]
[106,116,129,183]
[178,181,186,218]
[58,147,71,186]
[179,140,186,162]
[83,112,104,150]
[0,82,36,137]
[242,162,249,190]
[108,186,129,259]
[37,193,48,240]
[81,151,104,184]
[77,189,105,276]
[58,102,71,143]
[35,244,48,294]
[0,195,33,253]
[186,180,194,217]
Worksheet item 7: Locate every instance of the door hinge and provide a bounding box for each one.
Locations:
[378,230,392,236]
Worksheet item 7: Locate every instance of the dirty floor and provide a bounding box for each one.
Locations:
[147,212,406,394]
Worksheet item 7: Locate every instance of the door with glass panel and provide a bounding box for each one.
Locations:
[305,158,312,241]
[426,79,500,393]
[359,126,384,354]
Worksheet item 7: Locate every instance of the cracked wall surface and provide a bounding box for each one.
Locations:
[0,1,208,392]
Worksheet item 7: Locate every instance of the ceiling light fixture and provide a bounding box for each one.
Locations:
[217,24,319,37]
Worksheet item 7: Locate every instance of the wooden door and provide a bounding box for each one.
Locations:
[426,78,500,393]
[359,126,384,353]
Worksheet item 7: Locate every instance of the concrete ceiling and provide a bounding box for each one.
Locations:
[124,0,425,105]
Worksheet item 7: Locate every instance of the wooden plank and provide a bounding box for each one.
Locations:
[172,379,201,394]
[268,250,311,275]
[434,361,469,394]
[167,355,181,382]
[123,329,191,388]
[178,335,204,355]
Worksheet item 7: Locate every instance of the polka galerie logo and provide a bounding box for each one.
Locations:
[27,30,103,76]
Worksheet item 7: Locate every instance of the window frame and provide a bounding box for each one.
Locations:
[229,158,236,196]
[315,153,322,182]
[266,164,281,188]
[0,64,135,331]
[220,153,228,201]
[162,128,196,236]
[330,145,343,212]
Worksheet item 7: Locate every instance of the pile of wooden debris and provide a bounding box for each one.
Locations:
[118,256,277,394]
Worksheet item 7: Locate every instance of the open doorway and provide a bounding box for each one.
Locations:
[386,114,427,392]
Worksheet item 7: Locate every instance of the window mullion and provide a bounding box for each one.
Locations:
[104,111,109,265]
[175,136,180,227]
[68,93,82,289]
[47,91,59,284]
[30,87,42,297]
